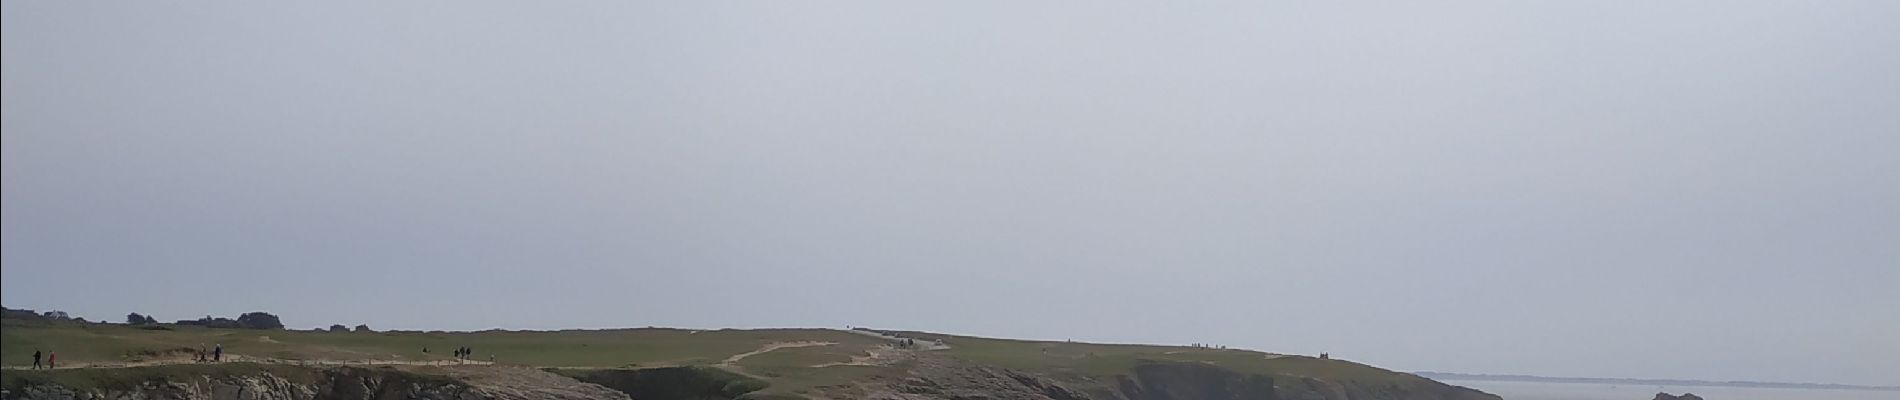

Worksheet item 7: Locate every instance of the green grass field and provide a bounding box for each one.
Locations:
[0,319,878,369]
[1,320,918,398]
[2,319,1435,399]
[733,344,904,396]
[903,331,1416,383]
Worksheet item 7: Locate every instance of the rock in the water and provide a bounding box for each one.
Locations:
[1654,392,1704,400]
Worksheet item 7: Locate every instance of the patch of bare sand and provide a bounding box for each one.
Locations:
[812,346,911,368]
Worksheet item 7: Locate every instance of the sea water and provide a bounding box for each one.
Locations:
[1439,380,1897,400]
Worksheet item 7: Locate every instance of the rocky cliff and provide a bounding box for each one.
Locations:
[0,365,624,400]
[839,357,1498,400]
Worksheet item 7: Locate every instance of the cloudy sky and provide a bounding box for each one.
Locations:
[4,1,1896,386]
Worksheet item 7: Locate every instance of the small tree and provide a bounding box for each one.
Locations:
[353,324,373,333]
[128,313,149,325]
[328,324,349,332]
[236,312,284,330]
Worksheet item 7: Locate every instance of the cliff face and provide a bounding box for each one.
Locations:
[558,367,763,400]
[1113,362,1280,400]
[1109,362,1497,400]
[857,356,1094,400]
[6,367,469,400]
[1,366,625,400]
[848,358,1499,400]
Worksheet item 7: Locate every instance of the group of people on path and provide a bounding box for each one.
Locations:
[891,337,943,349]
[428,346,490,363]
[30,349,55,369]
[195,344,223,363]
[28,344,223,369]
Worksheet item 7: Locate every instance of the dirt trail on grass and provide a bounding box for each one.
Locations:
[3,339,858,372]
[811,329,951,368]
[708,341,835,380]
[811,346,908,368]
[0,354,493,370]
[720,341,836,364]
[1,353,259,370]
[841,328,951,350]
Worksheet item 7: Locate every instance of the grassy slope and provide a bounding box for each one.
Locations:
[898,331,1426,384]
[733,344,903,397]
[1,320,877,368]
[3,321,1444,398]
[1,320,899,398]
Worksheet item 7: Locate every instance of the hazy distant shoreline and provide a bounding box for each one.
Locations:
[1417,372,1900,392]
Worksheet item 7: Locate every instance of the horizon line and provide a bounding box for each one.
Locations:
[1415,371,1900,391]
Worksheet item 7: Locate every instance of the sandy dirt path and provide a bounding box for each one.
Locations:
[708,341,836,379]
[1,355,492,370]
[720,341,835,364]
[840,329,950,350]
[810,329,953,368]
[5,340,846,372]
[810,346,910,368]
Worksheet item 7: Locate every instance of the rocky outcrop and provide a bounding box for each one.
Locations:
[1113,362,1278,400]
[1,365,626,400]
[557,367,760,400]
[439,367,629,400]
[4,367,472,400]
[1103,361,1496,400]
[1653,393,1704,400]
[858,357,1090,400]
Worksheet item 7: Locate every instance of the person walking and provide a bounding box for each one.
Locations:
[214,344,223,362]
[48,351,56,369]
[31,349,42,370]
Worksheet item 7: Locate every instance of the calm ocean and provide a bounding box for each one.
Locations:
[1440,380,1897,400]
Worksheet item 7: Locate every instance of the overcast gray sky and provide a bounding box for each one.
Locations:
[4,1,1896,386]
